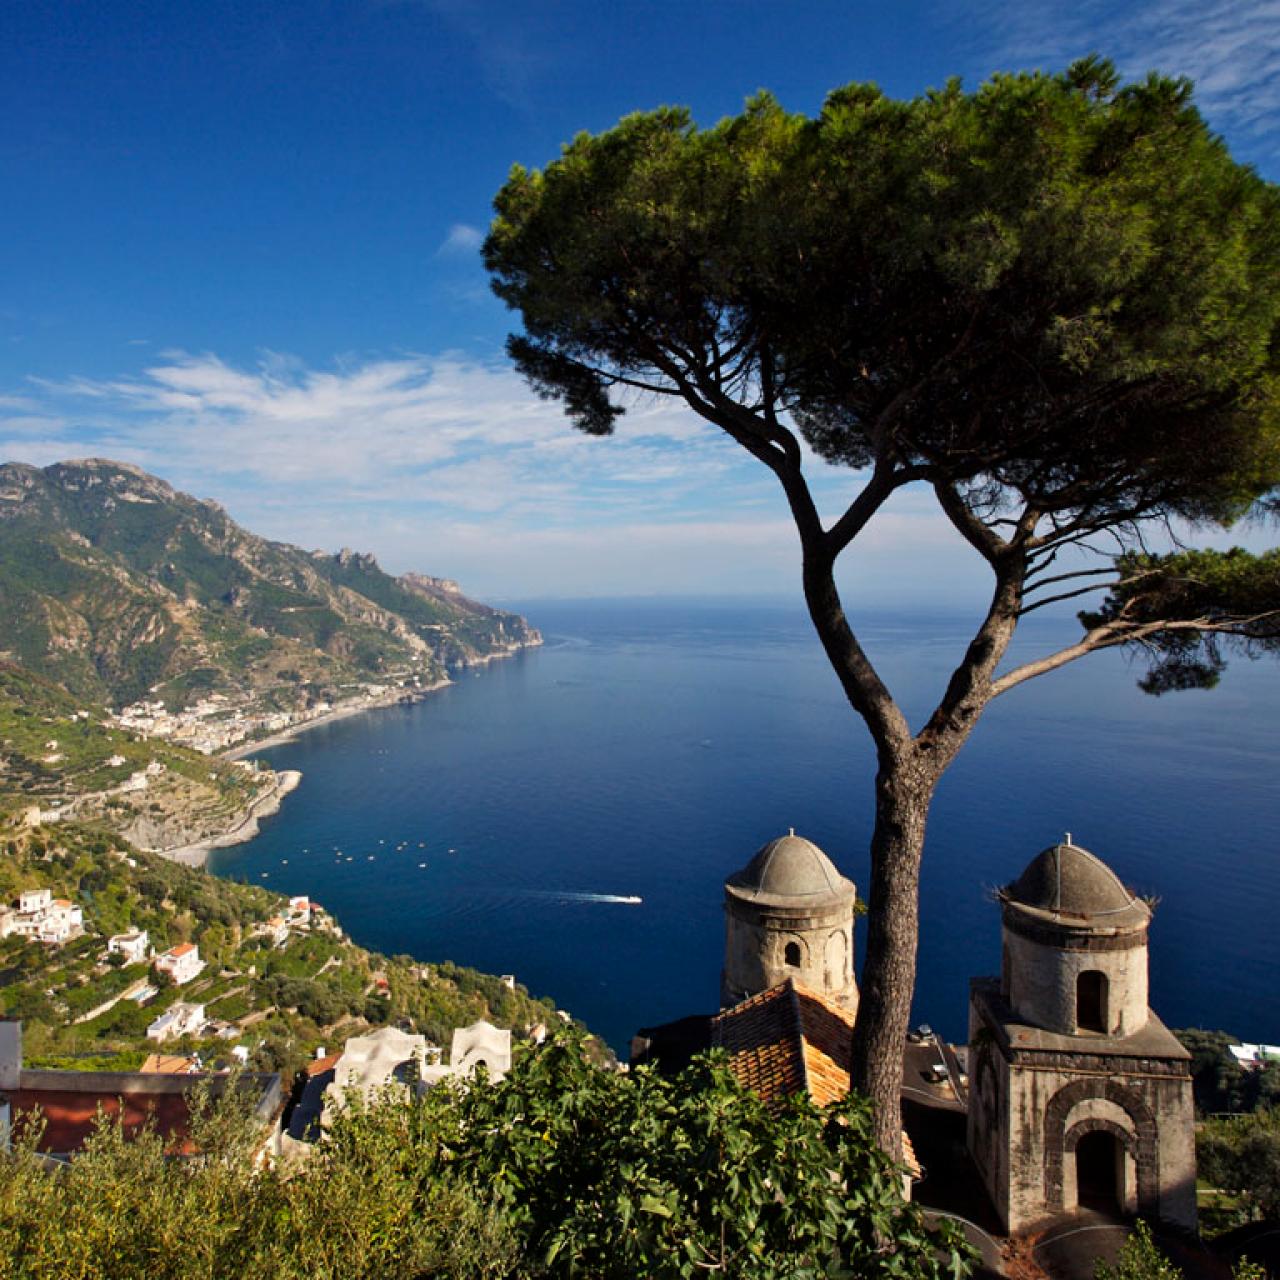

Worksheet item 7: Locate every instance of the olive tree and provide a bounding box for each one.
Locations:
[484,58,1280,1153]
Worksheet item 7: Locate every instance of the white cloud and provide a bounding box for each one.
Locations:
[436,222,484,257]
[970,0,1280,156]
[6,348,981,598]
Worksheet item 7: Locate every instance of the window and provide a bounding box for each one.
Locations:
[1077,970,1108,1033]
[784,941,801,967]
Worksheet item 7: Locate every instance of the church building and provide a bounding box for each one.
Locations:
[633,828,1197,1240]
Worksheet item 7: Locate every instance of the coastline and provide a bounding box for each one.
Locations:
[221,678,450,760]
[158,637,542,867]
[156,769,303,868]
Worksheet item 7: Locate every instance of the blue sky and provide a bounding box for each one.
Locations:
[2,0,1278,601]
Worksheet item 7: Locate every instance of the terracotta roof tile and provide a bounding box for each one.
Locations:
[711,982,918,1179]
[711,979,855,1110]
[306,1052,342,1077]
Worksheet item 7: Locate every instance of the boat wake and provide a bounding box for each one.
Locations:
[520,890,642,906]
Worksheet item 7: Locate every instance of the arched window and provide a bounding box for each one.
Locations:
[784,940,802,967]
[1077,970,1108,1033]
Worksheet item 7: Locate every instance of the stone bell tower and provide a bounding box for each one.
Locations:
[967,838,1196,1235]
[721,830,858,1014]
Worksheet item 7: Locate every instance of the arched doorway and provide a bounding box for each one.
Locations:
[1075,1130,1122,1212]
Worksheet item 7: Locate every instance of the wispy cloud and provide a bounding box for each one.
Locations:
[5,348,991,597]
[966,0,1280,155]
[436,222,484,257]
[414,0,555,115]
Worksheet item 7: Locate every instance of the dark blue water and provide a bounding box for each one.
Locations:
[209,600,1280,1053]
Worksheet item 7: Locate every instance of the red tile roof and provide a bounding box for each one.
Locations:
[712,979,856,1110]
[9,1087,197,1156]
[711,980,921,1179]
[306,1052,341,1078]
[165,943,196,958]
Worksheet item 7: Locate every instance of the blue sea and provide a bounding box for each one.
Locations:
[209,600,1280,1054]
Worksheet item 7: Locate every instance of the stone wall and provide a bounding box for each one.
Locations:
[1004,922,1149,1038]
[721,897,858,1011]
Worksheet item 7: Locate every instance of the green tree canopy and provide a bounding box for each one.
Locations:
[485,58,1280,1152]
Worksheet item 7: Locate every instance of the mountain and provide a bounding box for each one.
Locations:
[0,459,539,710]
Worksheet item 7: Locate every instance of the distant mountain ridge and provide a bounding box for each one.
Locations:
[0,458,539,709]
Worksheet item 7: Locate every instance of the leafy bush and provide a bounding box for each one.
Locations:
[416,1032,971,1279]
[0,1034,972,1279]
[1198,1108,1280,1225]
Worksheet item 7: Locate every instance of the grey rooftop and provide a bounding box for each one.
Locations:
[1002,841,1150,930]
[726,832,855,904]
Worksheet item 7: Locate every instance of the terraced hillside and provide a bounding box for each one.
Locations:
[0,819,564,1076]
[0,662,281,850]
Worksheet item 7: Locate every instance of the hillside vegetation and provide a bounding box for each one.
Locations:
[0,820,560,1077]
[0,458,539,710]
[0,661,282,849]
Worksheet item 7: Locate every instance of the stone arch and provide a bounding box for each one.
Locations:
[783,938,804,968]
[1043,1079,1158,1214]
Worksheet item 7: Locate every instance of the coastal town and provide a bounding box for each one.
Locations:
[109,675,440,756]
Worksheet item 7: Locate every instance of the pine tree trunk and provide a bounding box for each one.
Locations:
[849,760,936,1160]
[799,546,974,1163]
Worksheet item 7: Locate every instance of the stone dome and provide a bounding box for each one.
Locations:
[1004,841,1150,929]
[726,832,854,904]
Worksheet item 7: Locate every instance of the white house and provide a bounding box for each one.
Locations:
[146,1001,207,1042]
[107,929,150,966]
[38,899,83,944]
[1229,1043,1280,1068]
[261,916,289,947]
[18,889,51,914]
[2,890,82,945]
[153,943,204,986]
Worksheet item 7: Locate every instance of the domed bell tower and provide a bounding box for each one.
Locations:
[721,831,858,1014]
[967,838,1195,1236]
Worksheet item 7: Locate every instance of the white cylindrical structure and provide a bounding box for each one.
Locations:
[1000,842,1150,1038]
[722,832,859,1013]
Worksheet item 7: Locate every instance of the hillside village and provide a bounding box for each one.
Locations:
[0,820,566,1082]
